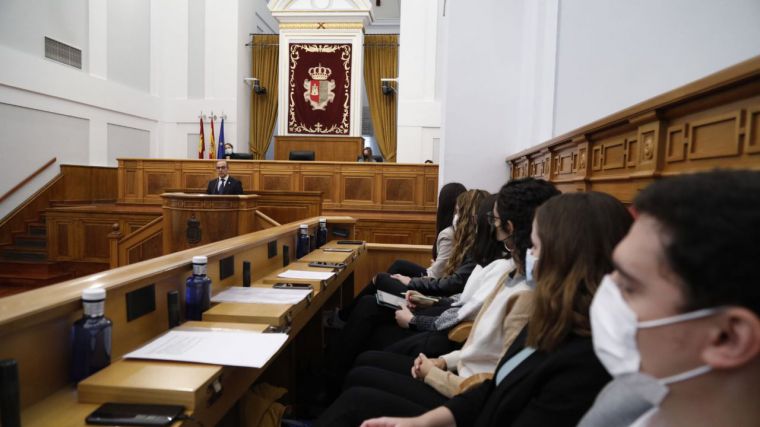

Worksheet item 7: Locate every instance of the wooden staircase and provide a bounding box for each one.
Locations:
[0,214,74,295]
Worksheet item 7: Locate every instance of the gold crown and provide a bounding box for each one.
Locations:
[308,64,332,80]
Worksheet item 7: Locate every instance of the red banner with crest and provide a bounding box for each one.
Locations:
[288,43,352,135]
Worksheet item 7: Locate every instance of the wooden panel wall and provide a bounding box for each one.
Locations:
[507,57,760,202]
[274,135,364,161]
[46,208,160,263]
[0,165,118,246]
[118,160,438,212]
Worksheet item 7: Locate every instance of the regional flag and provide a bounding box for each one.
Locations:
[209,117,216,159]
[217,118,226,159]
[198,117,205,159]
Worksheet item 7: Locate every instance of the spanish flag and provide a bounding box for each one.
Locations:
[209,117,216,159]
[198,117,205,159]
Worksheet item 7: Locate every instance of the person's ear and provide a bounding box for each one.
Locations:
[701,307,760,369]
[505,220,514,236]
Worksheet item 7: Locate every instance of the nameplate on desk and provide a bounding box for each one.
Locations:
[277,269,334,281]
[211,287,312,305]
[124,330,288,368]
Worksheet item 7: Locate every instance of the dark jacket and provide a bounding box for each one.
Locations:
[206,176,244,195]
[406,256,476,296]
[444,328,611,427]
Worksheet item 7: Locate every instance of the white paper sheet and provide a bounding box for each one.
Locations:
[277,269,334,281]
[211,287,312,305]
[124,330,288,368]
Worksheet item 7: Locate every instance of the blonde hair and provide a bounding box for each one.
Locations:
[443,189,489,276]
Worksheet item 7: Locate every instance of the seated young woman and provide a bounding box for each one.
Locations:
[315,187,633,427]
[386,182,466,279]
[336,189,487,325]
[321,191,489,396]
[368,194,508,359]
[375,189,489,297]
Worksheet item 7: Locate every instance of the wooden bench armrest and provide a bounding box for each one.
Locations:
[447,321,473,343]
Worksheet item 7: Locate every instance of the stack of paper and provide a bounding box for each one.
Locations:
[124,330,288,368]
[211,287,312,305]
[277,269,334,281]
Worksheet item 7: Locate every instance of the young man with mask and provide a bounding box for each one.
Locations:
[583,169,760,427]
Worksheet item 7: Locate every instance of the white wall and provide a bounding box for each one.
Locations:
[107,124,151,166]
[0,0,89,70]
[553,0,760,136]
[396,0,443,163]
[107,0,151,92]
[438,0,558,192]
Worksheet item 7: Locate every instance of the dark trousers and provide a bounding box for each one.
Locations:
[386,259,428,277]
[384,330,461,358]
[326,295,418,393]
[316,351,448,427]
[339,273,408,320]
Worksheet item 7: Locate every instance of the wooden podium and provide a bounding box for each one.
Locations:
[274,135,364,161]
[161,193,259,253]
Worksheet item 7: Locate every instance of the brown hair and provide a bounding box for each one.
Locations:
[443,189,489,276]
[526,192,632,351]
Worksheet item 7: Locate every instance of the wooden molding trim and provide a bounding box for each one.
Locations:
[0,157,56,204]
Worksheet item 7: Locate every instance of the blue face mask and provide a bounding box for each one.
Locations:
[525,248,538,283]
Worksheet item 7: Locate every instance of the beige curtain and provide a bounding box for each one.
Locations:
[364,35,398,162]
[250,34,279,160]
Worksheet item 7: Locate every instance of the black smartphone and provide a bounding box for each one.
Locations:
[85,402,184,426]
[336,240,363,245]
[272,283,313,290]
[308,261,346,269]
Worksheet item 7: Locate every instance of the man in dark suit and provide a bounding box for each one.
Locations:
[206,160,243,195]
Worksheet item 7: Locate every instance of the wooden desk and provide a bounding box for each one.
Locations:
[274,135,364,161]
[2,217,360,426]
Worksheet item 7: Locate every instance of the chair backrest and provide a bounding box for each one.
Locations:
[373,155,384,163]
[289,150,315,161]
[230,152,254,160]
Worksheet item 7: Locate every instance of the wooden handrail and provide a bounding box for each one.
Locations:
[0,157,57,204]
[255,210,281,227]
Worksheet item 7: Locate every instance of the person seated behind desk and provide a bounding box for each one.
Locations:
[223,142,234,159]
[206,160,243,195]
[358,147,381,162]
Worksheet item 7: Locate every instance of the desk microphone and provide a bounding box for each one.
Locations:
[0,359,21,427]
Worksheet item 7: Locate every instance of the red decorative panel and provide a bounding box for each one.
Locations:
[288,43,352,135]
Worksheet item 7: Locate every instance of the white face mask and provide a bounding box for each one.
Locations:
[224,148,232,155]
[590,275,718,388]
[452,214,459,231]
[525,248,538,283]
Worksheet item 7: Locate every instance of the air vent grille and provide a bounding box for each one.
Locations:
[44,37,82,69]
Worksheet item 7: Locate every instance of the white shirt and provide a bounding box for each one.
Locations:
[441,271,531,378]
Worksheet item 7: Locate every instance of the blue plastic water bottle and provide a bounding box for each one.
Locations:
[296,224,311,259]
[316,218,328,248]
[70,287,112,383]
[186,255,212,321]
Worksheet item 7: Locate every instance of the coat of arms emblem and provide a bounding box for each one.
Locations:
[303,64,336,110]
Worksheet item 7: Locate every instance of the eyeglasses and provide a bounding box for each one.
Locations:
[215,166,227,170]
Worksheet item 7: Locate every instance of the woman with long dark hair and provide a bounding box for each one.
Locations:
[387,182,466,279]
